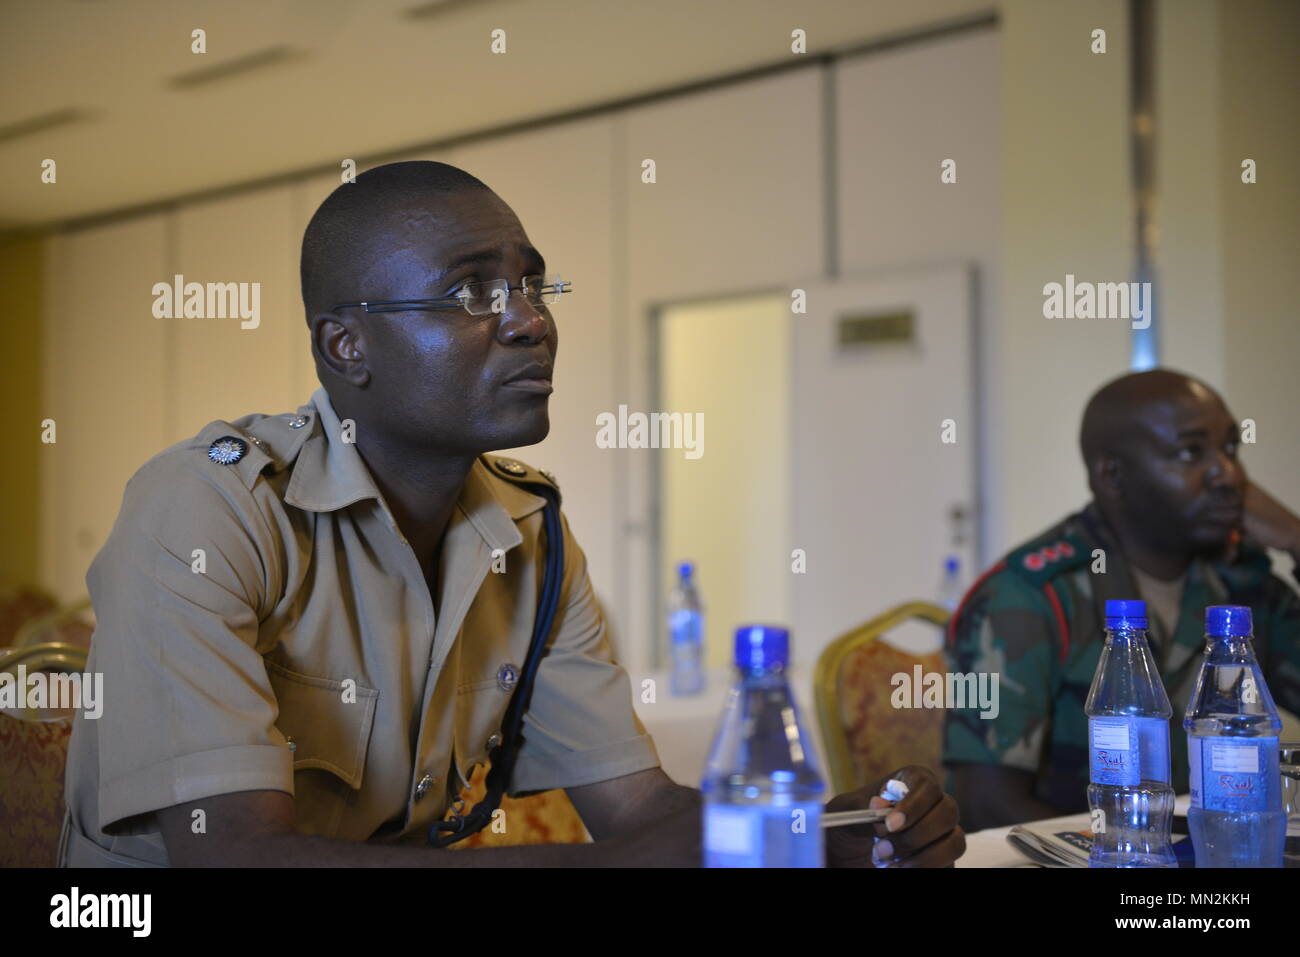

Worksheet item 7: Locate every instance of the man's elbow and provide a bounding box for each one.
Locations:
[157,789,298,867]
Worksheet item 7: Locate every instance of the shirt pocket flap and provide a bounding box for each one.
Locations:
[266,661,379,790]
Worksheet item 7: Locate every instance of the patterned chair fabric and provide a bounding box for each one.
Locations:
[0,592,93,867]
[836,641,947,792]
[445,764,590,848]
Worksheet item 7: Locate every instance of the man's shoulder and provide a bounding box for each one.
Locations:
[957,510,1095,618]
[478,454,561,506]
[999,513,1094,590]
[123,400,317,512]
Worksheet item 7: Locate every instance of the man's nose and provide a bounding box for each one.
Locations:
[495,296,550,344]
[1207,449,1245,489]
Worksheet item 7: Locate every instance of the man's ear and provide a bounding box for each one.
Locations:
[312,312,371,387]
[1092,453,1123,498]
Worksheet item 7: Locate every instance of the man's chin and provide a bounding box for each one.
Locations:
[486,417,550,453]
[1189,525,1237,557]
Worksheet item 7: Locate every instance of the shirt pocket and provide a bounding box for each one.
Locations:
[266,660,379,838]
[453,678,512,791]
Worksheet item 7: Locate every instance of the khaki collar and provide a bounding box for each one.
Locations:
[285,387,540,552]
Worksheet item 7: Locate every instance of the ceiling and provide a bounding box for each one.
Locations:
[0,0,993,232]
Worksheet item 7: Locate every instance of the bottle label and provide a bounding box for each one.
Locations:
[1089,716,1169,787]
[1188,735,1279,812]
[703,803,823,867]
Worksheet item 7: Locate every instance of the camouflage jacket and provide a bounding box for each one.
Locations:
[943,502,1300,813]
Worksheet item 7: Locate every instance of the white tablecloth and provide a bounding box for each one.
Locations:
[957,794,1193,867]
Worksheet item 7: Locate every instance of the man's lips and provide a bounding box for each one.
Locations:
[1202,502,1243,523]
[501,377,553,394]
[501,362,553,394]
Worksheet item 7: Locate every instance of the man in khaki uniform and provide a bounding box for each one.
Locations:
[61,161,964,867]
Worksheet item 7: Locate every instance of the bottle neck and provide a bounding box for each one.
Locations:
[1202,633,1257,663]
[1104,626,1150,645]
[735,666,789,686]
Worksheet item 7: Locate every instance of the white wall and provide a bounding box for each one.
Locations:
[835,29,1002,561]
[1218,0,1300,508]
[998,0,1132,545]
[171,185,308,436]
[41,218,169,600]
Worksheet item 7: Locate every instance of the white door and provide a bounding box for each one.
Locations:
[790,264,977,667]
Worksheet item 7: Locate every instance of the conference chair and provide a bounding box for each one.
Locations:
[814,601,950,796]
[0,598,93,866]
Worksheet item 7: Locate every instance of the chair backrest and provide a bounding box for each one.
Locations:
[0,603,92,867]
[814,601,950,795]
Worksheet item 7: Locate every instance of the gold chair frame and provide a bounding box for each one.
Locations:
[1,598,92,722]
[813,601,950,794]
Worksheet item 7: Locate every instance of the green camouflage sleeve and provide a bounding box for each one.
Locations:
[943,565,1059,774]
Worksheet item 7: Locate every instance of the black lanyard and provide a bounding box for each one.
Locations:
[428,482,564,846]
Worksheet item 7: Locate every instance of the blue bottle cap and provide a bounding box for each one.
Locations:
[677,561,694,580]
[1104,598,1147,630]
[733,624,789,672]
[944,556,960,574]
[1206,605,1252,637]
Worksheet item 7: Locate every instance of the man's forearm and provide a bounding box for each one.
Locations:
[611,783,701,834]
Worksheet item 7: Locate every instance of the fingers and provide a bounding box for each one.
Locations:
[872,766,943,841]
[881,827,967,868]
[873,795,961,862]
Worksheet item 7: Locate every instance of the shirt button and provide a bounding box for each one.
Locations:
[496,663,519,692]
[486,732,502,750]
[414,772,436,801]
[288,414,309,429]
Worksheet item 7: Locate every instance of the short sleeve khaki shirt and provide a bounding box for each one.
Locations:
[61,387,659,866]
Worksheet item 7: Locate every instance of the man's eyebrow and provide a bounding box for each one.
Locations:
[433,245,546,282]
[1175,427,1210,439]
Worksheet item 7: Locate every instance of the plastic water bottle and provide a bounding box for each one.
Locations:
[701,625,825,867]
[938,555,964,612]
[1084,599,1176,867]
[668,561,705,696]
[1184,605,1286,868]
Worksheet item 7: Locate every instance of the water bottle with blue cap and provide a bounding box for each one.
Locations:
[1185,605,1285,867]
[1084,599,1176,867]
[667,561,705,696]
[701,625,826,867]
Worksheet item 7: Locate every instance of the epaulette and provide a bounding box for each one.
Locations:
[482,454,562,505]
[198,407,317,491]
[1005,532,1091,587]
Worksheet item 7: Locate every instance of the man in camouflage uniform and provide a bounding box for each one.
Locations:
[944,370,1300,829]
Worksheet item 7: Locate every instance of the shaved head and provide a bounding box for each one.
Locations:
[300,161,494,327]
[1080,369,1246,563]
[1080,369,1224,472]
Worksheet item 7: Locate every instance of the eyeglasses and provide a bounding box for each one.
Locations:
[332,275,572,318]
